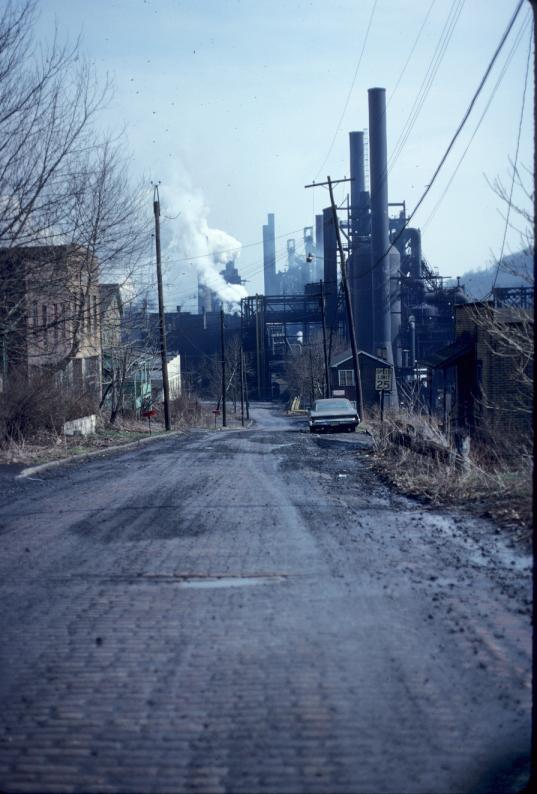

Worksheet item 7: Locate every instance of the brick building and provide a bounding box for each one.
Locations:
[426,300,533,436]
[0,245,102,397]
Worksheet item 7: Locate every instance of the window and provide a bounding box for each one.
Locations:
[53,304,58,343]
[32,301,38,332]
[338,369,354,387]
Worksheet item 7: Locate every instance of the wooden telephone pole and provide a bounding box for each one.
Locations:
[319,280,330,398]
[305,177,364,421]
[153,185,171,431]
[220,308,227,427]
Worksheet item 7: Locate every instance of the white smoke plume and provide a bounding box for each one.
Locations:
[160,180,247,311]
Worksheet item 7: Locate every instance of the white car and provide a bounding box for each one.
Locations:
[308,398,360,433]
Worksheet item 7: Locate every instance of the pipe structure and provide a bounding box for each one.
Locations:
[315,214,324,283]
[348,130,373,355]
[322,207,338,332]
[349,132,365,219]
[368,87,393,365]
[262,213,276,295]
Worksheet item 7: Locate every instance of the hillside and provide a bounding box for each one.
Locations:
[448,249,533,300]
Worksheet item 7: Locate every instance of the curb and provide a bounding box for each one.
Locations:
[16,419,257,479]
[16,429,185,480]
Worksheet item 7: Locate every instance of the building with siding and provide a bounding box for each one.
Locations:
[425,300,533,437]
[330,350,395,411]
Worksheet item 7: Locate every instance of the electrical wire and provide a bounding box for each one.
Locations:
[410,0,525,219]
[338,0,463,239]
[387,0,438,107]
[421,11,531,232]
[159,225,306,269]
[490,20,533,294]
[354,0,526,284]
[313,0,378,181]
[388,0,466,174]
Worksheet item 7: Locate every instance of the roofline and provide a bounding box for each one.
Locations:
[330,351,394,367]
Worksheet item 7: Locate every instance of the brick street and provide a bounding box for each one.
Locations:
[0,405,531,793]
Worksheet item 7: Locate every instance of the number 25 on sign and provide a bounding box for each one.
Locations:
[375,368,392,392]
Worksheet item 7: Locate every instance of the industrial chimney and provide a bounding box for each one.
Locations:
[262,213,276,295]
[368,88,401,384]
[322,207,338,331]
[348,130,373,354]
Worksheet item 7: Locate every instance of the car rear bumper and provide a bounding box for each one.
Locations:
[309,417,359,429]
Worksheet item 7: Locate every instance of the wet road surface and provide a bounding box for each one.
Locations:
[0,404,531,793]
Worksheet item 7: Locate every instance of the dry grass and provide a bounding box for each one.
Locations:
[0,393,217,466]
[367,412,533,534]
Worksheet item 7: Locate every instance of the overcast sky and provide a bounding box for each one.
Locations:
[36,0,534,310]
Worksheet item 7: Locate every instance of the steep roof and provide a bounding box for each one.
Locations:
[330,350,394,368]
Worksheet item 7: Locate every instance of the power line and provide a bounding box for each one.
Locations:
[313,0,378,181]
[159,225,305,269]
[387,0,438,107]
[422,11,531,231]
[491,19,533,293]
[388,0,466,174]
[355,0,526,284]
[407,0,525,227]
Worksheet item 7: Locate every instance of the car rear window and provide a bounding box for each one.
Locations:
[313,400,352,411]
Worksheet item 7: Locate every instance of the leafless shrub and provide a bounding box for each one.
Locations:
[368,411,532,530]
[169,393,210,429]
[0,370,98,444]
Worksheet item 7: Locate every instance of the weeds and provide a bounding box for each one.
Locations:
[368,411,532,532]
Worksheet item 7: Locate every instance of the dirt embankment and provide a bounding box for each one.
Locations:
[364,417,532,546]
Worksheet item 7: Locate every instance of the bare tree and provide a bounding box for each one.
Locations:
[0,2,110,249]
[0,1,151,394]
[468,161,534,439]
[284,334,328,407]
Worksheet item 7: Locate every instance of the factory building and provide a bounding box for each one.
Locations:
[248,85,469,408]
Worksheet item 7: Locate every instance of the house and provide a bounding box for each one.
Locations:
[424,300,533,437]
[330,350,395,410]
[98,283,152,415]
[0,245,102,398]
[150,354,182,404]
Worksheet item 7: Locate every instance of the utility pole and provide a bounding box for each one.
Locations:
[239,344,245,427]
[319,280,330,398]
[244,352,250,420]
[305,177,364,421]
[528,4,536,790]
[239,302,245,426]
[153,185,171,431]
[220,308,227,427]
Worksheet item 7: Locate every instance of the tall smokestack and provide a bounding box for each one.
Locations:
[263,213,276,295]
[323,207,337,332]
[368,88,393,363]
[349,132,365,209]
[368,88,401,389]
[349,131,372,354]
[315,213,324,283]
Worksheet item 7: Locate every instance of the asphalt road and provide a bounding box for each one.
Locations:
[0,404,531,793]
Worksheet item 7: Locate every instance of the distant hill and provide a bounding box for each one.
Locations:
[447,249,533,300]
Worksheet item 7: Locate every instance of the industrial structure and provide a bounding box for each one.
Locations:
[243,86,470,408]
[197,259,244,315]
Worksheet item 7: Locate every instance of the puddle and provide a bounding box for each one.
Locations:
[178,575,286,589]
[49,572,289,588]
